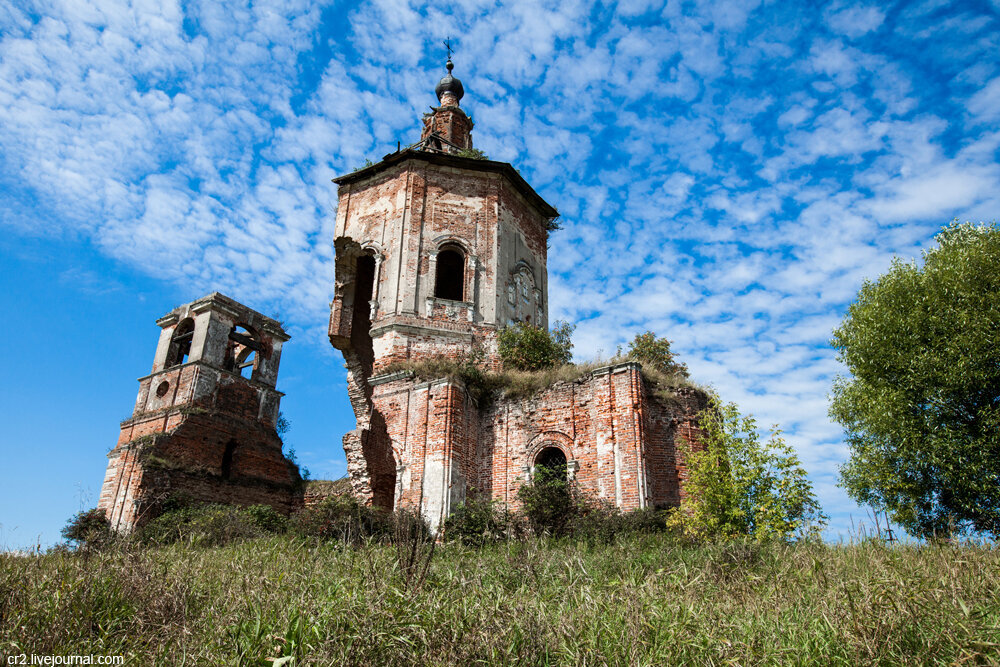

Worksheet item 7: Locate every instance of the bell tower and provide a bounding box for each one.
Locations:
[329,57,559,513]
[99,293,300,531]
[329,55,707,528]
[329,57,558,374]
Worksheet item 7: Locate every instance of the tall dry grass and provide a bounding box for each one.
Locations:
[3,534,999,664]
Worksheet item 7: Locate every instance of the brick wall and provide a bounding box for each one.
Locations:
[98,294,299,532]
[346,362,706,526]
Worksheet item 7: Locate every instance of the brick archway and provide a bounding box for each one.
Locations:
[526,431,577,480]
[527,431,574,462]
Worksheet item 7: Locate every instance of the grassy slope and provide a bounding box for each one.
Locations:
[3,535,1000,665]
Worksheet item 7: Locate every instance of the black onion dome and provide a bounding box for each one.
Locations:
[434,59,464,102]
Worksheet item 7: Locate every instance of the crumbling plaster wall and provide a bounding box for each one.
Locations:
[331,157,550,372]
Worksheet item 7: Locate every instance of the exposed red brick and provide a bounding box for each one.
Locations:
[328,83,707,526]
[98,293,300,531]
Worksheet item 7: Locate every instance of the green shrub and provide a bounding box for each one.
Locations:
[243,504,288,534]
[568,503,674,543]
[289,495,392,543]
[455,147,489,160]
[620,506,673,534]
[517,464,576,537]
[626,331,689,377]
[564,499,620,543]
[140,503,286,547]
[444,494,525,546]
[498,321,575,371]
[61,508,112,549]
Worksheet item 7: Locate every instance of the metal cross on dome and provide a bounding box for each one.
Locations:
[443,37,453,60]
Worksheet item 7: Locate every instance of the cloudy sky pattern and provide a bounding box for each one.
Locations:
[2,0,999,541]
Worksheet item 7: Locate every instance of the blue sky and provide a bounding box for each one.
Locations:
[2,0,998,548]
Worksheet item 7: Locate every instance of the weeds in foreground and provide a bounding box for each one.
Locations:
[4,535,999,664]
[393,509,436,591]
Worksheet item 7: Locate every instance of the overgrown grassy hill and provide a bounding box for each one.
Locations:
[4,534,999,665]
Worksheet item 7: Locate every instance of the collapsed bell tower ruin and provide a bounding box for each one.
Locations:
[330,58,705,527]
[99,293,300,531]
[90,54,705,532]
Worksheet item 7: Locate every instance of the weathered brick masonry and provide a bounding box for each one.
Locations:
[329,60,706,527]
[97,60,706,531]
[99,293,300,531]
[368,365,706,526]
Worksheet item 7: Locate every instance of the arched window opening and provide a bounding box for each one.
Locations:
[434,247,465,301]
[534,446,568,481]
[165,318,195,367]
[221,440,237,480]
[225,323,263,380]
[351,253,377,373]
[356,254,376,313]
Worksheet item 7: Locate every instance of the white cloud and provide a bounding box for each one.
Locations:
[967,76,1000,123]
[867,161,999,223]
[825,4,885,39]
[3,0,999,540]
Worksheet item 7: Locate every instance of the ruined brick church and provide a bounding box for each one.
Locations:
[98,59,704,531]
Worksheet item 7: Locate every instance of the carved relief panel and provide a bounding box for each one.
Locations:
[506,263,542,326]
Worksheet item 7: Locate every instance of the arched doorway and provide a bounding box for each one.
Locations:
[533,446,568,481]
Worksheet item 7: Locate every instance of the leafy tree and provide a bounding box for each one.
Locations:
[498,321,574,371]
[626,331,689,377]
[831,221,1000,538]
[669,399,826,541]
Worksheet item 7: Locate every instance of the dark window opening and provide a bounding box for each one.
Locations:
[221,440,237,480]
[434,247,465,301]
[165,318,195,367]
[352,253,377,374]
[356,254,376,313]
[534,446,568,480]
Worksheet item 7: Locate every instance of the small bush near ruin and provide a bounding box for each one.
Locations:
[139,503,287,547]
[498,321,574,371]
[289,494,393,543]
[60,508,112,550]
[444,494,526,546]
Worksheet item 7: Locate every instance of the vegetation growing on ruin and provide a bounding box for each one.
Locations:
[385,355,698,405]
[6,527,1000,664]
[383,329,700,405]
[301,477,352,497]
[498,321,575,371]
[455,147,489,160]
